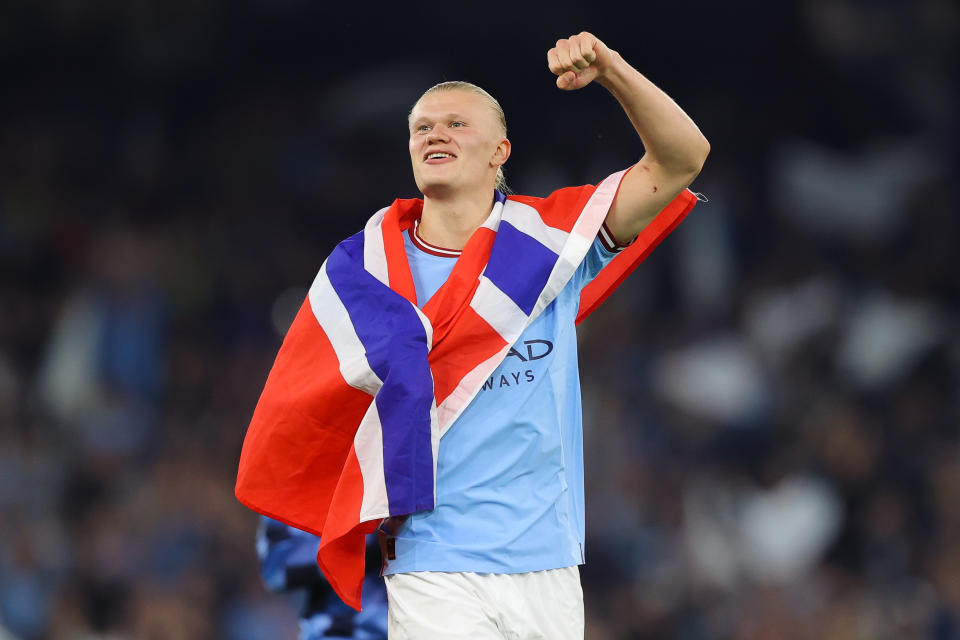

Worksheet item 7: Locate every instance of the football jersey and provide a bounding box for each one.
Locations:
[381,209,621,575]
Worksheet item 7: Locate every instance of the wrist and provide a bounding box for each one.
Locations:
[596,50,630,91]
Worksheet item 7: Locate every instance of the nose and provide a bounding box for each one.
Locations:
[426,126,449,144]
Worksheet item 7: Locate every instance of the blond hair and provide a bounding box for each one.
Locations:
[410,81,511,194]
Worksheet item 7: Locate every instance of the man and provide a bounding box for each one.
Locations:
[236,31,708,639]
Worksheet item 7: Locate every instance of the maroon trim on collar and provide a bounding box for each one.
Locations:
[408,220,462,258]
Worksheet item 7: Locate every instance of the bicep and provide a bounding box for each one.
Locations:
[604,156,700,244]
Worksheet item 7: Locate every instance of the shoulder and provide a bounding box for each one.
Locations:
[329,230,366,264]
[507,184,597,211]
[507,184,599,223]
[338,197,425,254]
[505,184,600,233]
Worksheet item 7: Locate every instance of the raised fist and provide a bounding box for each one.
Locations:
[547,32,615,91]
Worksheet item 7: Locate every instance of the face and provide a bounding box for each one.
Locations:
[408,90,509,198]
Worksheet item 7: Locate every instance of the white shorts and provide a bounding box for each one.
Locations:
[384,566,583,640]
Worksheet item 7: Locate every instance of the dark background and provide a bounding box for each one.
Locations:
[1,0,957,638]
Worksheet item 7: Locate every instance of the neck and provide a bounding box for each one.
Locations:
[418,185,496,250]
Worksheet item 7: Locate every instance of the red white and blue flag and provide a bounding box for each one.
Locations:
[235,170,697,610]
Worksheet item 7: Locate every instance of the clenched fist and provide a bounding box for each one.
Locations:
[547,32,617,91]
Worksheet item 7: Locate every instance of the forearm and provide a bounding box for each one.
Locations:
[547,32,708,240]
[598,53,709,175]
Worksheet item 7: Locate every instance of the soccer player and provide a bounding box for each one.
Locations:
[379,31,708,638]
[237,31,708,640]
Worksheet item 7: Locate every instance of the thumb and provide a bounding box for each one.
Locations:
[555,70,577,90]
[556,68,598,91]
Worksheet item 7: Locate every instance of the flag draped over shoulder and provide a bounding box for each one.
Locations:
[235,170,698,610]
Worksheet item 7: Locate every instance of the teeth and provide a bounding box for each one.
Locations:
[427,153,452,160]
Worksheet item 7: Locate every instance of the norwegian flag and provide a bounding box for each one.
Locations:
[235,170,697,610]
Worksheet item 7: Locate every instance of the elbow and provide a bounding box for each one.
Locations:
[660,135,710,182]
[699,135,711,165]
[687,135,710,177]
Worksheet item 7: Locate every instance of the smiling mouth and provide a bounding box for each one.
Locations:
[424,152,456,162]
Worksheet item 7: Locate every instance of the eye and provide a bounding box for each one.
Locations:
[416,123,431,133]
[450,121,465,128]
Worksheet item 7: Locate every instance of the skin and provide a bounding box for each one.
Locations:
[409,31,709,250]
[547,32,710,243]
[408,90,511,250]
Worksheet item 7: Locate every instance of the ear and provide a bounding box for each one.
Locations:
[491,138,511,168]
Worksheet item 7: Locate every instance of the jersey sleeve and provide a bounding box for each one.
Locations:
[570,221,632,292]
[508,180,634,295]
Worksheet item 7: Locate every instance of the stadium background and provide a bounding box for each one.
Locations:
[1,0,957,637]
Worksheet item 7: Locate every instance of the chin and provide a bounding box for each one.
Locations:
[417,176,457,198]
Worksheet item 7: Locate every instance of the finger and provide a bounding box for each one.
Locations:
[576,32,597,65]
[554,39,576,73]
[566,35,591,70]
[575,67,600,88]
[547,48,564,76]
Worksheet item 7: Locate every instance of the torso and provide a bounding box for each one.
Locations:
[382,210,619,575]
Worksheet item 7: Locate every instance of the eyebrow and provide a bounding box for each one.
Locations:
[410,112,468,126]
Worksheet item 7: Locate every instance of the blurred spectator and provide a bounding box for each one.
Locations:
[256,518,387,639]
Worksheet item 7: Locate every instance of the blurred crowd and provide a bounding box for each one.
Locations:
[1,0,957,638]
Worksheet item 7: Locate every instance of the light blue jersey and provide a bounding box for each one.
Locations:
[382,220,620,575]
